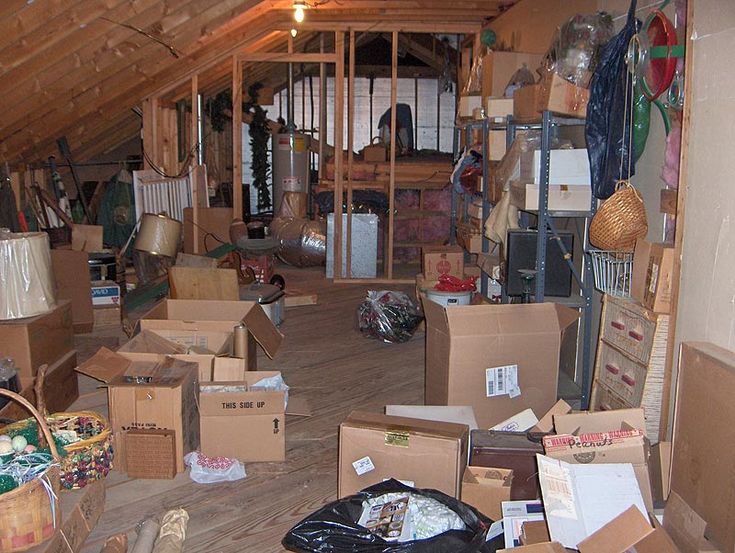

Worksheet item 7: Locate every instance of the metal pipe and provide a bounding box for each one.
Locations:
[288,62,295,130]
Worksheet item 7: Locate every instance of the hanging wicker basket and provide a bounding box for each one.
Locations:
[0,389,61,553]
[589,180,648,252]
[1,366,113,491]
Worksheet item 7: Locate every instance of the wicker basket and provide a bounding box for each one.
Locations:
[589,180,648,252]
[1,366,113,491]
[0,389,61,553]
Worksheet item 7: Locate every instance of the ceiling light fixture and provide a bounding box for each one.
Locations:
[291,28,298,37]
[293,0,306,23]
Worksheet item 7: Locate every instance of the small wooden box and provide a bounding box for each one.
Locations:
[125,429,176,479]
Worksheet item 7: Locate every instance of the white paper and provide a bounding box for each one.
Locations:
[352,456,375,476]
[492,409,538,432]
[536,454,648,549]
[385,405,478,430]
[485,365,519,398]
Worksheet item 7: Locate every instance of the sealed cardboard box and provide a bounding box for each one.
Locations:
[338,411,468,498]
[140,299,283,370]
[538,73,589,118]
[423,301,578,428]
[548,408,653,511]
[510,181,592,212]
[93,305,121,329]
[76,348,200,473]
[484,97,514,120]
[461,466,513,521]
[422,245,464,282]
[632,240,674,313]
[0,350,79,422]
[458,95,483,118]
[670,342,735,553]
[0,299,74,383]
[531,149,590,186]
[24,480,105,553]
[50,250,94,334]
[91,280,121,306]
[199,371,286,462]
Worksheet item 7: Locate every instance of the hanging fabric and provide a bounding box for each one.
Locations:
[585,0,640,200]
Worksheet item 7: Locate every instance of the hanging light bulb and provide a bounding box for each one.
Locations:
[290,27,298,37]
[293,0,306,23]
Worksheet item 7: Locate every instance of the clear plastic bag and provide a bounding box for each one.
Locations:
[184,452,247,484]
[357,291,424,344]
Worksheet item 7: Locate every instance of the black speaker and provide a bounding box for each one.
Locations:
[505,229,574,297]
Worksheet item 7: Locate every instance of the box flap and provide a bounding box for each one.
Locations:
[498,542,568,552]
[577,506,653,553]
[663,491,710,553]
[118,330,188,355]
[437,303,579,337]
[343,410,468,440]
[532,400,572,434]
[554,408,646,436]
[552,303,581,332]
[75,347,131,383]
[241,302,284,358]
[385,405,478,430]
[464,466,513,487]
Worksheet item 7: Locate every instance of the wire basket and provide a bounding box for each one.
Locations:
[589,249,634,297]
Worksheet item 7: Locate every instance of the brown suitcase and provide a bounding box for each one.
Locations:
[469,430,544,500]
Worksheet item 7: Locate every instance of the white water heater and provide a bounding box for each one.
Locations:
[272,131,309,214]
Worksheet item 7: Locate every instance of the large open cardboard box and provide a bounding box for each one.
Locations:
[50,250,94,334]
[423,301,578,428]
[76,348,200,473]
[140,299,282,370]
[338,411,469,499]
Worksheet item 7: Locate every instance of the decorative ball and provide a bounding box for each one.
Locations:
[481,29,496,48]
[0,435,11,443]
[24,444,37,453]
[0,441,13,455]
[11,435,28,453]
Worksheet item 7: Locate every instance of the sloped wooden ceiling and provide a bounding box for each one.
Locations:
[0,0,515,167]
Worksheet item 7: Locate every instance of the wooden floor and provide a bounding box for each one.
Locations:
[78,267,423,552]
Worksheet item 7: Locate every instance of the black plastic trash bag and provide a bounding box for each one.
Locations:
[282,479,496,553]
[585,0,641,200]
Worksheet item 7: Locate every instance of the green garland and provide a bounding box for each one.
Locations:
[244,83,272,212]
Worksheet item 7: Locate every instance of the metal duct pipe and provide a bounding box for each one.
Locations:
[288,62,295,130]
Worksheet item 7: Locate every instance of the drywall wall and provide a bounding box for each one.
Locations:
[675,1,735,351]
[487,0,598,53]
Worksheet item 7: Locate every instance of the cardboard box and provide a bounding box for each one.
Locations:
[503,500,546,548]
[484,97,514,120]
[632,240,674,313]
[76,348,200,473]
[140,299,283,370]
[91,280,121,306]
[480,51,544,98]
[578,506,681,553]
[521,520,551,545]
[509,181,592,212]
[212,356,249,381]
[538,73,589,118]
[537,454,648,549]
[456,222,483,254]
[0,350,79,422]
[422,245,464,282]
[458,95,483,118]
[514,84,543,120]
[423,301,578,428]
[532,149,590,186]
[461,466,513,521]
[670,342,735,552]
[199,371,286,462]
[0,299,74,383]
[93,305,121,329]
[549,408,654,512]
[24,480,105,553]
[663,491,723,553]
[71,224,103,252]
[338,411,469,498]
[51,250,94,333]
[488,129,507,161]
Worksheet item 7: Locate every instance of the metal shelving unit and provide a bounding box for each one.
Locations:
[451,117,491,297]
[506,110,597,408]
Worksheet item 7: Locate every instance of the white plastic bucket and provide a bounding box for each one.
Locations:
[424,289,473,307]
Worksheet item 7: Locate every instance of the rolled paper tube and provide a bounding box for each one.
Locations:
[130,519,160,553]
[152,508,189,553]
